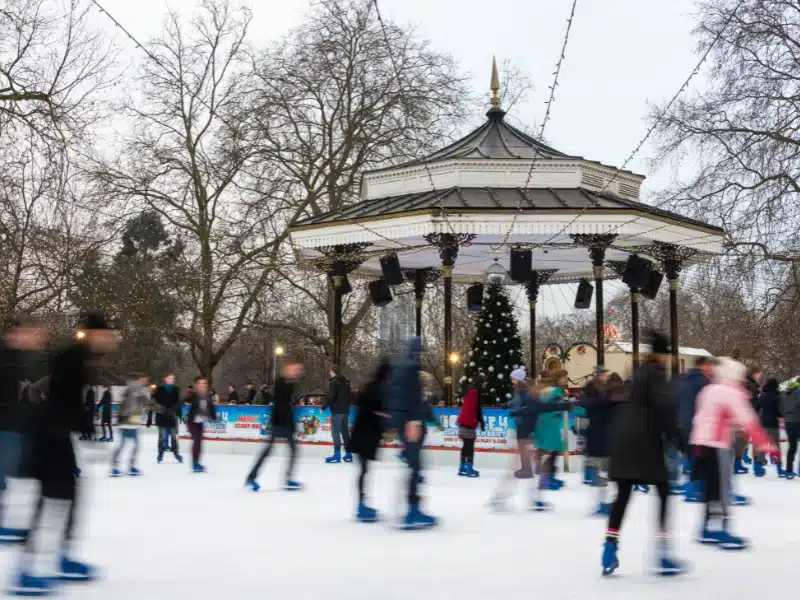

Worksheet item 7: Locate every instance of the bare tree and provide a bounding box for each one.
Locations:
[0,0,116,144]
[248,0,470,364]
[89,0,289,378]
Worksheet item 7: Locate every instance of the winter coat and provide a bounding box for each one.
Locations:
[386,337,425,430]
[534,387,567,452]
[187,392,217,424]
[608,360,681,483]
[511,386,573,440]
[581,382,613,458]
[99,389,113,422]
[0,343,23,432]
[457,388,484,430]
[154,384,182,428]
[691,362,772,451]
[246,388,257,405]
[271,376,296,428]
[118,381,151,427]
[351,362,391,461]
[228,390,240,404]
[757,381,782,429]
[40,343,94,437]
[325,375,352,414]
[673,368,709,429]
[782,383,800,424]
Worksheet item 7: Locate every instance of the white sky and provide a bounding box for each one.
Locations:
[88,0,706,318]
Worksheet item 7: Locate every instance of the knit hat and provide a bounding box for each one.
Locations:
[510,367,527,382]
[714,357,746,384]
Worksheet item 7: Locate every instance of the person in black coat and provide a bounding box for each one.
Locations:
[18,312,118,591]
[186,377,217,473]
[323,366,353,463]
[350,358,391,521]
[79,388,96,442]
[154,374,183,463]
[227,385,239,405]
[602,331,684,577]
[755,378,783,476]
[245,361,304,491]
[98,386,113,442]
[581,370,616,514]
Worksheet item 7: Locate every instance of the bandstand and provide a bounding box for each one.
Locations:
[288,61,725,404]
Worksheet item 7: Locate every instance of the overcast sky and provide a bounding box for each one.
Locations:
[89,0,708,318]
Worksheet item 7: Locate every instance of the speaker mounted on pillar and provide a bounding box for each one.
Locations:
[510,248,532,282]
[641,269,663,300]
[467,283,484,312]
[368,279,393,308]
[574,278,594,309]
[622,255,653,289]
[379,253,403,286]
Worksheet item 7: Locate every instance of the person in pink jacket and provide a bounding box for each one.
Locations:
[690,357,777,550]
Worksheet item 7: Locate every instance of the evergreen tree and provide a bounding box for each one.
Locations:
[459,281,524,404]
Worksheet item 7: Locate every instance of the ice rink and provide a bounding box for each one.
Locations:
[2,436,798,599]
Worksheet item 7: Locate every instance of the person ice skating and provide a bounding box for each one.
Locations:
[12,312,119,596]
[97,386,113,442]
[755,378,783,477]
[111,373,150,477]
[186,376,217,473]
[781,378,800,479]
[154,374,183,464]
[457,373,486,478]
[602,331,685,577]
[533,369,569,501]
[324,366,353,464]
[580,370,616,516]
[245,361,304,492]
[350,358,391,522]
[0,318,47,544]
[386,337,437,529]
[79,388,96,442]
[691,357,777,551]
[506,367,532,476]
[673,357,714,491]
[739,366,762,467]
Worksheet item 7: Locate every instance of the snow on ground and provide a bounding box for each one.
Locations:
[1,436,798,600]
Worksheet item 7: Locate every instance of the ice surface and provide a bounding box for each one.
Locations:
[2,435,797,599]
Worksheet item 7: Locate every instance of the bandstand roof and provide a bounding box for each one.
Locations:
[288,62,726,285]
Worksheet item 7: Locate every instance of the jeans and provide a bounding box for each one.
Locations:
[247,426,297,483]
[404,440,422,507]
[158,426,180,457]
[189,422,204,466]
[331,413,350,453]
[112,429,140,469]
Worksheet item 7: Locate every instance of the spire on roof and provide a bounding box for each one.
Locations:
[490,56,501,107]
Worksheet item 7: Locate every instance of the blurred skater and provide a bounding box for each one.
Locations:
[186,376,217,473]
[245,361,304,492]
[323,366,353,464]
[602,331,685,577]
[98,386,113,442]
[111,373,150,477]
[12,313,118,596]
[692,358,777,550]
[350,358,391,522]
[154,374,183,464]
[755,378,782,477]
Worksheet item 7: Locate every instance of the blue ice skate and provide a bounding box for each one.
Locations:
[58,556,96,582]
[531,500,551,512]
[601,540,619,576]
[284,480,303,491]
[466,464,480,478]
[128,467,142,477]
[742,448,752,464]
[110,468,122,478]
[325,450,341,464]
[343,452,353,463]
[0,528,27,544]
[458,462,470,477]
[584,466,596,485]
[654,554,686,577]
[245,479,261,492]
[733,458,749,474]
[592,502,611,517]
[753,461,766,477]
[698,524,748,550]
[356,503,379,523]
[731,494,750,506]
[192,464,207,473]
[8,571,55,596]
[401,506,438,530]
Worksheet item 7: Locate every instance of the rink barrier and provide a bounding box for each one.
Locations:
[106,404,585,455]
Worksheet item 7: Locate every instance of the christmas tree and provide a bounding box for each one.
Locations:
[459,280,524,405]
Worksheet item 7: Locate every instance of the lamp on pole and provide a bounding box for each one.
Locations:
[272,345,284,385]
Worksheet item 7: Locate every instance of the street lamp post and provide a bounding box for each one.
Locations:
[272,345,284,386]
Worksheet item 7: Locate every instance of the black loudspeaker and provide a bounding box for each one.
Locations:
[510,248,532,282]
[641,269,663,300]
[379,253,403,286]
[574,278,594,309]
[622,255,652,289]
[467,283,484,312]
[328,274,352,295]
[368,279,393,307]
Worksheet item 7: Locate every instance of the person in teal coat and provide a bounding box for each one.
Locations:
[535,383,566,452]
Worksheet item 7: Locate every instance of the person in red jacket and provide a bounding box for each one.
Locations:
[457,374,486,478]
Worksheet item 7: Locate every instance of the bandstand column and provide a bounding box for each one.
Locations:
[525,270,558,379]
[572,234,617,369]
[404,268,442,338]
[319,243,370,368]
[424,233,475,406]
[646,242,698,376]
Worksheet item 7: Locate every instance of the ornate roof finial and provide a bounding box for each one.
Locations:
[490,56,501,107]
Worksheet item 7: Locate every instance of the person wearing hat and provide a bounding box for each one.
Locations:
[602,330,685,577]
[12,312,118,595]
